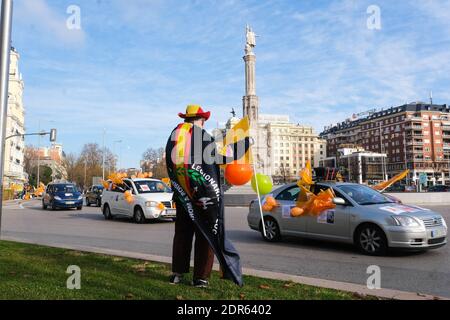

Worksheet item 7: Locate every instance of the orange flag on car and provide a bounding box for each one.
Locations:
[373,170,409,191]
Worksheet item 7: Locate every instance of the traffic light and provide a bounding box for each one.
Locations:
[50,129,57,142]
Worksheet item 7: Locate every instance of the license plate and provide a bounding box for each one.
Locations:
[66,201,75,205]
[164,209,176,216]
[430,229,444,238]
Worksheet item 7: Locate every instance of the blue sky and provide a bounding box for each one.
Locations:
[12,0,450,168]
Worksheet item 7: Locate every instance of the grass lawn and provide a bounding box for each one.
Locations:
[0,240,371,300]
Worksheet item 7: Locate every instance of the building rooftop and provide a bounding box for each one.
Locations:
[320,102,450,136]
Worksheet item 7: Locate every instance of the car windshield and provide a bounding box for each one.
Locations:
[54,185,78,193]
[134,180,172,194]
[338,185,394,205]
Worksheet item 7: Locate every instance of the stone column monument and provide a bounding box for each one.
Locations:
[242,25,269,175]
[243,25,259,125]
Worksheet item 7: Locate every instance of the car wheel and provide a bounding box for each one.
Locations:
[77,206,82,210]
[103,204,112,220]
[51,201,57,211]
[86,198,90,206]
[42,200,47,210]
[260,217,281,242]
[356,224,388,256]
[134,207,146,224]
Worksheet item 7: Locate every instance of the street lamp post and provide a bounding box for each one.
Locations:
[37,121,41,187]
[36,120,55,187]
[403,130,409,185]
[102,128,106,180]
[84,158,87,189]
[379,122,387,180]
[0,0,13,236]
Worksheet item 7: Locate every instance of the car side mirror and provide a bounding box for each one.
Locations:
[333,197,346,206]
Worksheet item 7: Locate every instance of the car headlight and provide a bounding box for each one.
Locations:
[392,215,421,227]
[78,196,83,200]
[54,196,62,200]
[145,201,159,207]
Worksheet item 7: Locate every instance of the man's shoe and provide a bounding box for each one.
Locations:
[192,279,209,288]
[169,274,183,285]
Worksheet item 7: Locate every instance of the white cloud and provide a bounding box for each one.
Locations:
[15,0,85,46]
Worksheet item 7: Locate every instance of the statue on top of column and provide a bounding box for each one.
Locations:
[245,25,256,55]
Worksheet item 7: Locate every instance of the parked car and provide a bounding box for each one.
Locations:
[85,185,104,207]
[427,185,450,192]
[384,184,406,192]
[42,183,83,210]
[101,178,175,223]
[247,182,447,256]
[384,184,416,192]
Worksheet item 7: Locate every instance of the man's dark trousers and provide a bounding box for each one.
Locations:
[172,202,215,280]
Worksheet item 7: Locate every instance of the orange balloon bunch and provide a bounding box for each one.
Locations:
[289,161,336,217]
[290,207,304,217]
[124,190,134,204]
[108,172,127,185]
[136,172,153,179]
[157,202,166,210]
[101,180,109,189]
[262,196,279,212]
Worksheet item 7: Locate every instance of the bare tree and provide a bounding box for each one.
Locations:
[61,144,117,189]
[63,153,78,183]
[23,145,38,179]
[142,147,167,179]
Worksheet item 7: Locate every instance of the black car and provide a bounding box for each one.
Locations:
[85,185,104,207]
[384,184,405,192]
[428,185,450,192]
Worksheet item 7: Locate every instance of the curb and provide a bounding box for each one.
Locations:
[2,236,447,301]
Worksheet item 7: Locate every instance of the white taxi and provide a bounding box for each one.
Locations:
[101,178,175,223]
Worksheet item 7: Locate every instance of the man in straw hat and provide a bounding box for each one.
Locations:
[165,104,251,287]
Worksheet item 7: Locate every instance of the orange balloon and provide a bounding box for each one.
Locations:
[157,202,166,210]
[290,207,304,217]
[262,203,274,211]
[124,191,134,204]
[225,161,253,186]
[265,196,278,207]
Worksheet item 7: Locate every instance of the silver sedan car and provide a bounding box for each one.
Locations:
[247,182,448,255]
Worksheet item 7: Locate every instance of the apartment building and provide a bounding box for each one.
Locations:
[320,103,450,185]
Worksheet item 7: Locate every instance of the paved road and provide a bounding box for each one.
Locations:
[1,200,449,297]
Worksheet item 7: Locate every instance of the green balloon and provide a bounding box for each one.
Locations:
[251,173,273,195]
